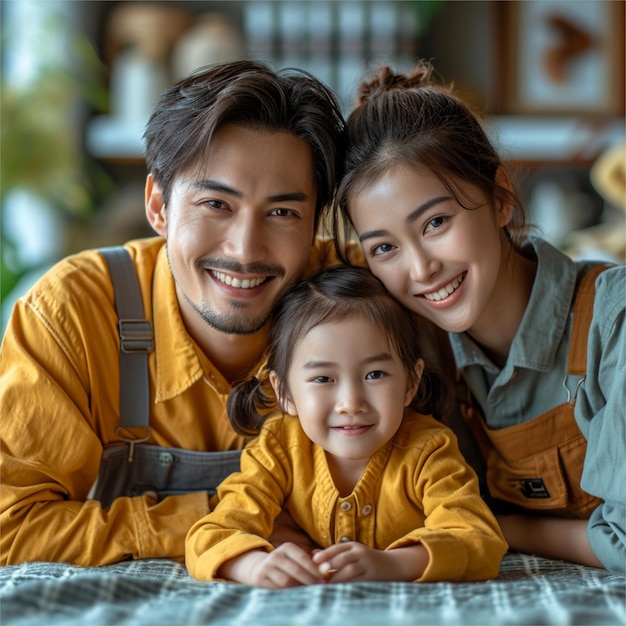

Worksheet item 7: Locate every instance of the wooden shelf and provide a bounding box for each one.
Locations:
[87,114,626,166]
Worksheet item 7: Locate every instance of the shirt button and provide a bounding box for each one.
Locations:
[340,501,352,512]
[361,504,372,516]
[340,536,351,543]
[158,452,174,465]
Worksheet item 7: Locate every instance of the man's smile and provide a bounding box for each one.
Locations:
[211,271,269,289]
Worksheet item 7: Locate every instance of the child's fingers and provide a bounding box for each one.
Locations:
[312,543,353,579]
[317,561,339,577]
[312,542,351,562]
[266,543,326,586]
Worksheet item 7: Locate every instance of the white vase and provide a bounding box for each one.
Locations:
[172,13,246,80]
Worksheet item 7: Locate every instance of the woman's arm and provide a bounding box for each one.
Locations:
[575,266,626,572]
[496,514,604,567]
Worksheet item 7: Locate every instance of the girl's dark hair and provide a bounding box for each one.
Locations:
[227,265,451,436]
[144,60,345,230]
[333,60,528,261]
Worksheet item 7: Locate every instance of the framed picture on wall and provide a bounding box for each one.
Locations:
[496,0,625,115]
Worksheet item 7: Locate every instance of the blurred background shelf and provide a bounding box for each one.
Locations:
[86,113,625,167]
[2,0,625,333]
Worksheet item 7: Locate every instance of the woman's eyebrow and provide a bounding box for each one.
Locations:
[405,196,451,223]
[359,196,450,243]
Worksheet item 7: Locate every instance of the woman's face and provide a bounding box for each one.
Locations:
[347,165,512,336]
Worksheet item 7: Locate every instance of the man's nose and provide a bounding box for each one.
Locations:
[222,212,266,264]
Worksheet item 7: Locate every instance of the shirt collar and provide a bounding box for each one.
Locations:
[450,236,576,373]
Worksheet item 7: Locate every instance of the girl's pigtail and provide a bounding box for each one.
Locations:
[410,366,454,422]
[226,369,277,436]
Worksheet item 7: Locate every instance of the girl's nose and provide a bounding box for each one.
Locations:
[335,382,368,415]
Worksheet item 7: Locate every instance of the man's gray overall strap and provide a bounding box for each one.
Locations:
[100,246,154,430]
[92,246,241,505]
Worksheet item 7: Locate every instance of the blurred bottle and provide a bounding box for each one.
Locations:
[105,3,190,122]
[172,13,246,80]
[109,43,168,122]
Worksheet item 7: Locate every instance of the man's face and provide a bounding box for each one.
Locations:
[146,124,317,338]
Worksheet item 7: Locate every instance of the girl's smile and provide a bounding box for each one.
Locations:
[331,424,374,436]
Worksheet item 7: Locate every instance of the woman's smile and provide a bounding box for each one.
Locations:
[421,272,466,303]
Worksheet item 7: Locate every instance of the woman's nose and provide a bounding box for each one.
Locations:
[408,244,441,283]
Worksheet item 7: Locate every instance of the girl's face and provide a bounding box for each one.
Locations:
[272,315,421,466]
[347,165,512,336]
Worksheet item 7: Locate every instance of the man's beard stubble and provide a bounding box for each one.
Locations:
[184,293,270,336]
[166,244,286,336]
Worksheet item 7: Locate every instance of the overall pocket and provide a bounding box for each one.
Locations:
[467,403,602,518]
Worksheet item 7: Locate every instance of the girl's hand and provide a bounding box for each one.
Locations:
[312,542,429,583]
[220,543,326,589]
[269,509,316,552]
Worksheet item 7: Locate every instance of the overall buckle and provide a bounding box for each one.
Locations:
[118,319,154,353]
[115,426,152,463]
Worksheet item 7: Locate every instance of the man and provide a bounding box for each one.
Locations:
[0,60,347,565]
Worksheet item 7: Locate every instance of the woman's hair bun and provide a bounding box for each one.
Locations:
[355,59,435,106]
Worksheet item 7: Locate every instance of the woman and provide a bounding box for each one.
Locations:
[333,60,625,573]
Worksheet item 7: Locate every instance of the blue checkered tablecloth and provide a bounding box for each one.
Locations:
[0,553,624,625]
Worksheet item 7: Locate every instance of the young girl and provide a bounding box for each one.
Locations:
[333,60,625,573]
[186,266,507,588]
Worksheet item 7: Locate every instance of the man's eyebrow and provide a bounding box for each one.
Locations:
[358,196,451,243]
[268,192,310,203]
[193,179,242,197]
[192,180,309,203]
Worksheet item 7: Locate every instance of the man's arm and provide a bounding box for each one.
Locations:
[0,289,208,566]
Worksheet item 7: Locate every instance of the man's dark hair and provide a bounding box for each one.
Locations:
[144,60,345,227]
